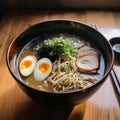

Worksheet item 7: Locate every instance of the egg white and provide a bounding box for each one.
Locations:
[34,58,52,81]
[19,55,37,77]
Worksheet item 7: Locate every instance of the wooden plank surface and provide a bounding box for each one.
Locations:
[0,10,120,120]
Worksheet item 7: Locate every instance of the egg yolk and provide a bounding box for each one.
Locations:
[39,63,50,74]
[20,60,32,69]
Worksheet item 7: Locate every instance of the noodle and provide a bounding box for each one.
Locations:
[46,56,96,92]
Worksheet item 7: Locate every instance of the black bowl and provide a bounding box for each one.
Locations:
[109,37,120,55]
[6,20,114,109]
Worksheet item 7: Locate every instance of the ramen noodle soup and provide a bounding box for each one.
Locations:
[18,34,105,93]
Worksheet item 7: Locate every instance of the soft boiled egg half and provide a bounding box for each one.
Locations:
[19,55,37,77]
[34,58,52,81]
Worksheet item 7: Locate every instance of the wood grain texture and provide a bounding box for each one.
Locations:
[0,10,120,120]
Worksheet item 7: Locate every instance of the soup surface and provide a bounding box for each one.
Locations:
[18,33,105,93]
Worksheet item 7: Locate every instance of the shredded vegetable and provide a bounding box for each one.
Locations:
[45,37,77,58]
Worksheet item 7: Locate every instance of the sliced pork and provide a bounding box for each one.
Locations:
[77,46,99,58]
[76,46,100,74]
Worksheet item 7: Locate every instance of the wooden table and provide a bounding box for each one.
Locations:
[0,10,120,120]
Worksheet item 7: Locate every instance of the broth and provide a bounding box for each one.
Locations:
[18,33,105,93]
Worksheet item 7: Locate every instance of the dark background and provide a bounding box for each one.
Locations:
[1,0,120,10]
